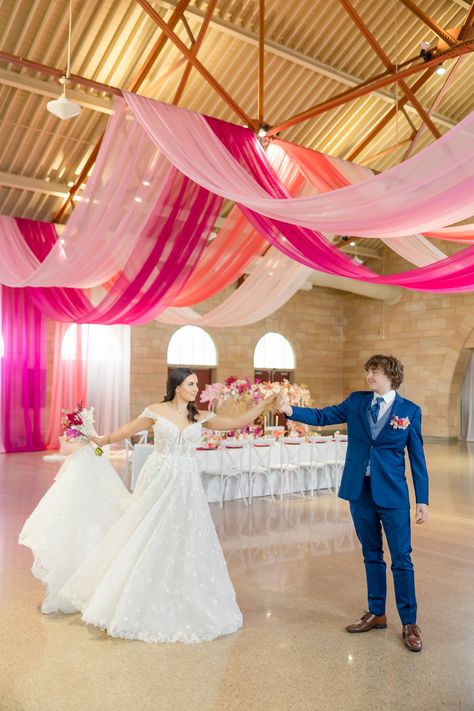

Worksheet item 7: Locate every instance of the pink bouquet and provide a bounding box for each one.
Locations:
[61,403,103,456]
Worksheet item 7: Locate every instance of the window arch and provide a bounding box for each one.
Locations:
[61,324,121,362]
[167,326,217,367]
[254,332,295,370]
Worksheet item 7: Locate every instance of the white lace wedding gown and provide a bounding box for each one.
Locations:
[20,409,243,643]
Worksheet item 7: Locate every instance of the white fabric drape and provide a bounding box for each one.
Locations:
[460,350,474,441]
[86,325,130,436]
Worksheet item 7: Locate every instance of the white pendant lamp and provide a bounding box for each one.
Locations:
[47,0,81,121]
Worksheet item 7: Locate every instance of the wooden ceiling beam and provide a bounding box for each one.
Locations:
[267,38,474,137]
[337,0,440,139]
[134,0,258,129]
[359,131,417,166]
[54,1,193,222]
[400,0,474,161]
[397,0,458,47]
[173,0,218,105]
[129,0,192,92]
[343,68,434,161]
[258,0,265,125]
[0,50,123,96]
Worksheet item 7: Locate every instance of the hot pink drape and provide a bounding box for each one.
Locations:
[25,167,222,323]
[1,287,46,452]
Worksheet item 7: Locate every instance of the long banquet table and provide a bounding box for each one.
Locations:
[131,439,347,503]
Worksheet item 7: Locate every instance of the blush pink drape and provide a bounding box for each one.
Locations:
[45,322,88,450]
[124,93,474,238]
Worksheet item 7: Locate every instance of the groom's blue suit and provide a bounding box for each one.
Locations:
[289,391,429,624]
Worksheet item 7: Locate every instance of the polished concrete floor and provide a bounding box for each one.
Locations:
[1,441,473,711]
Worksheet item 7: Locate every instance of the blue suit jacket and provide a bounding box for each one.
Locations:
[289,391,429,508]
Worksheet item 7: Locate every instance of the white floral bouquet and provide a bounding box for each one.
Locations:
[61,403,103,456]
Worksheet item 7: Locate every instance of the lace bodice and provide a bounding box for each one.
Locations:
[140,408,215,457]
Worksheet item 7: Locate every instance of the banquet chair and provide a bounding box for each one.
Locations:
[203,443,248,509]
[301,437,333,494]
[125,429,149,481]
[326,434,347,494]
[246,439,276,504]
[270,439,305,500]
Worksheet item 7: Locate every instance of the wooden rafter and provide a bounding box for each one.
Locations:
[129,0,192,90]
[0,50,123,96]
[173,0,218,105]
[337,0,440,139]
[267,38,474,137]
[343,69,434,161]
[134,0,258,129]
[397,0,458,47]
[54,0,193,222]
[258,0,265,124]
[359,131,417,166]
[401,2,474,160]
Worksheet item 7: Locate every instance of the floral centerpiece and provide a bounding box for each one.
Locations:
[200,377,312,438]
[61,403,103,456]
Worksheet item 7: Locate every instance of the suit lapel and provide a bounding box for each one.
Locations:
[360,393,373,440]
[377,392,404,441]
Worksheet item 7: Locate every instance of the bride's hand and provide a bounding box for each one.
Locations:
[262,392,278,409]
[89,435,107,447]
[274,392,291,415]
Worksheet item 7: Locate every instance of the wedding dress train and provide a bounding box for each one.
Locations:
[20,409,243,642]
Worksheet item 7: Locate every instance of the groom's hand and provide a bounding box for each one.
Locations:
[415,503,428,524]
[275,392,292,416]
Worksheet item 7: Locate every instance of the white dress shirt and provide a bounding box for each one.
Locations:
[371,390,396,421]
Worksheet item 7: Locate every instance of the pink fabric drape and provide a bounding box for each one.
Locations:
[24,166,222,323]
[45,323,87,450]
[1,287,46,452]
[278,140,447,267]
[424,225,474,242]
[9,101,223,324]
[124,95,474,293]
[0,103,175,288]
[169,209,266,307]
[124,93,474,238]
[158,139,311,325]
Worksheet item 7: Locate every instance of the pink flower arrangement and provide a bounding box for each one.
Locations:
[390,415,411,430]
[61,403,103,455]
[200,377,311,409]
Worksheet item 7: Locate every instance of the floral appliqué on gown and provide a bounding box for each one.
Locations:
[20,409,243,643]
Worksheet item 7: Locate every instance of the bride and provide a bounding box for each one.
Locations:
[20,367,276,643]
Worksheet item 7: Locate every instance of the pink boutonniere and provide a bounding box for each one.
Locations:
[390,415,410,430]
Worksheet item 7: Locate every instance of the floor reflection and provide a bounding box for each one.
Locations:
[211,493,358,573]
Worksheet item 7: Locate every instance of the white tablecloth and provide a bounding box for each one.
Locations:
[131,440,347,503]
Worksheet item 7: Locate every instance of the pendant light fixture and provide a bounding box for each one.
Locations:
[47,0,81,120]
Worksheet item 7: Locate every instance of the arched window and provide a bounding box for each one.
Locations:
[254,332,295,370]
[167,326,217,367]
[61,324,121,362]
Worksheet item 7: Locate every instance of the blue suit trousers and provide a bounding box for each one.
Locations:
[350,477,417,624]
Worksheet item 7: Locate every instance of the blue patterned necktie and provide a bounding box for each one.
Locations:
[370,396,385,424]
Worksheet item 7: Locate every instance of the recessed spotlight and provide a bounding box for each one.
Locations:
[134,196,142,203]
[435,64,446,75]
[350,241,356,247]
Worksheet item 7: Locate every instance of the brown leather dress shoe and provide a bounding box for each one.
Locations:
[345,610,387,633]
[402,624,422,652]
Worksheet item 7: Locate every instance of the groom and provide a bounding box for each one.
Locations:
[275,355,429,652]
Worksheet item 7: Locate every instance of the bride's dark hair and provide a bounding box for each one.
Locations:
[162,367,199,423]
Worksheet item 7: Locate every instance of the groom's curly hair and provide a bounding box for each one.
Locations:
[364,354,404,390]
